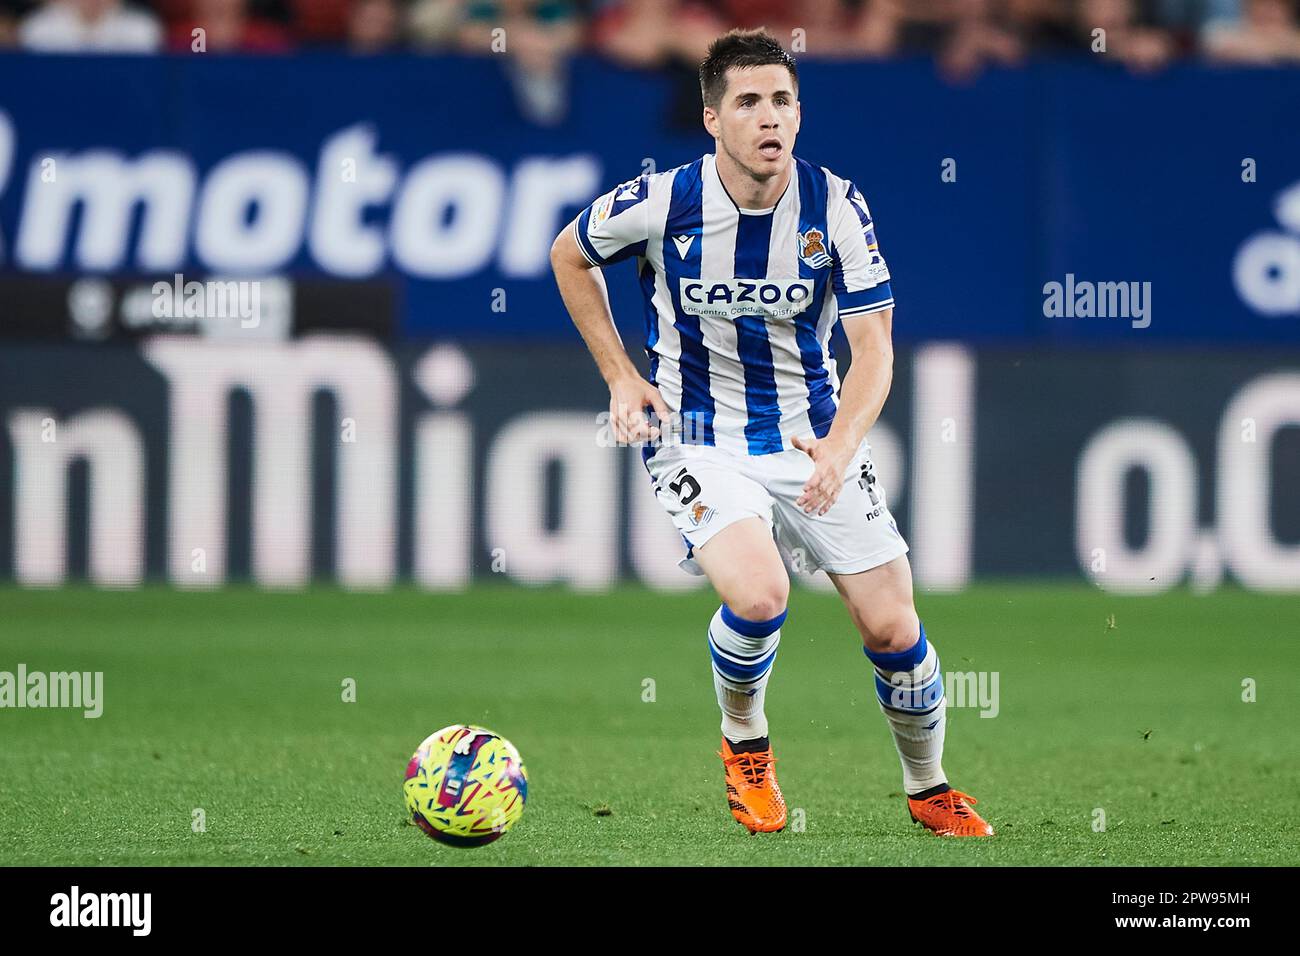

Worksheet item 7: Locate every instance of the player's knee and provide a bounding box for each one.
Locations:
[860,607,921,655]
[728,582,789,624]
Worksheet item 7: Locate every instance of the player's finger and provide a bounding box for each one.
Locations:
[626,409,650,442]
[615,400,638,443]
[823,479,846,514]
[801,475,824,512]
[621,403,643,440]
[634,405,661,443]
[818,488,839,515]
[647,390,672,434]
[797,470,826,507]
[608,398,625,442]
[812,472,839,513]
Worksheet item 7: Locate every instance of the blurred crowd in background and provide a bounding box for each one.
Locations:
[1,0,1299,72]
[1,0,1298,126]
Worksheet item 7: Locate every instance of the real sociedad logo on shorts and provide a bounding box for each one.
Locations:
[797,228,833,270]
[687,501,716,527]
[679,276,815,319]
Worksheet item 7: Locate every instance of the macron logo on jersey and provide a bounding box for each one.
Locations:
[679,277,816,319]
[672,234,695,258]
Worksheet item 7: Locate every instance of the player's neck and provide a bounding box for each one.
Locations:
[713,150,792,211]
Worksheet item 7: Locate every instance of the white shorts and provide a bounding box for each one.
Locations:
[643,437,909,577]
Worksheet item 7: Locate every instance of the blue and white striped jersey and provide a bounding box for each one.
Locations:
[573,153,894,457]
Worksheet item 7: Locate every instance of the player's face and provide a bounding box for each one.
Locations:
[705,65,800,180]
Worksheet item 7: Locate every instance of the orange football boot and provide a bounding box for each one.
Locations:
[907,788,994,837]
[719,737,786,833]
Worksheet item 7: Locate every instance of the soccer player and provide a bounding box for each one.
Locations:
[550,29,993,838]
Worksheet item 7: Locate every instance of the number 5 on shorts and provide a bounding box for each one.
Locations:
[668,467,701,505]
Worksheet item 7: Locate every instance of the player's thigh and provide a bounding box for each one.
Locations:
[645,446,787,618]
[692,516,790,621]
[827,554,920,654]
[766,441,909,622]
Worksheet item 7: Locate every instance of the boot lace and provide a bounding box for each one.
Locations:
[721,750,775,788]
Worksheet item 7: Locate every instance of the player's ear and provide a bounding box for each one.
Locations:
[702,106,719,138]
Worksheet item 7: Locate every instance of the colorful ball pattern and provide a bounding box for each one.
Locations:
[403,724,529,847]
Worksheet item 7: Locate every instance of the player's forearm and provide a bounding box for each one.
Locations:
[825,337,893,453]
[551,243,640,386]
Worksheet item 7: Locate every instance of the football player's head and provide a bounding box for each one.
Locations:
[700,29,801,181]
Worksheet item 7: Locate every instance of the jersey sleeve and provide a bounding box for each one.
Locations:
[829,180,894,318]
[572,174,651,267]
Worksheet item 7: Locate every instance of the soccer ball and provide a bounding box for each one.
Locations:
[403,724,529,847]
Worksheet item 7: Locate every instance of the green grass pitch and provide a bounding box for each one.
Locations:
[1,583,1297,866]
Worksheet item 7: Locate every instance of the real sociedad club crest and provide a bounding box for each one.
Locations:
[798,228,833,270]
[688,501,716,527]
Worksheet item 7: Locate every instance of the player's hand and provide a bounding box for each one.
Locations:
[791,434,855,515]
[608,375,672,445]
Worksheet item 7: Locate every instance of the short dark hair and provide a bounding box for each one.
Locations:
[699,29,798,110]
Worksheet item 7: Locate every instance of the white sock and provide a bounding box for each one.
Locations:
[707,604,785,743]
[865,622,948,795]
